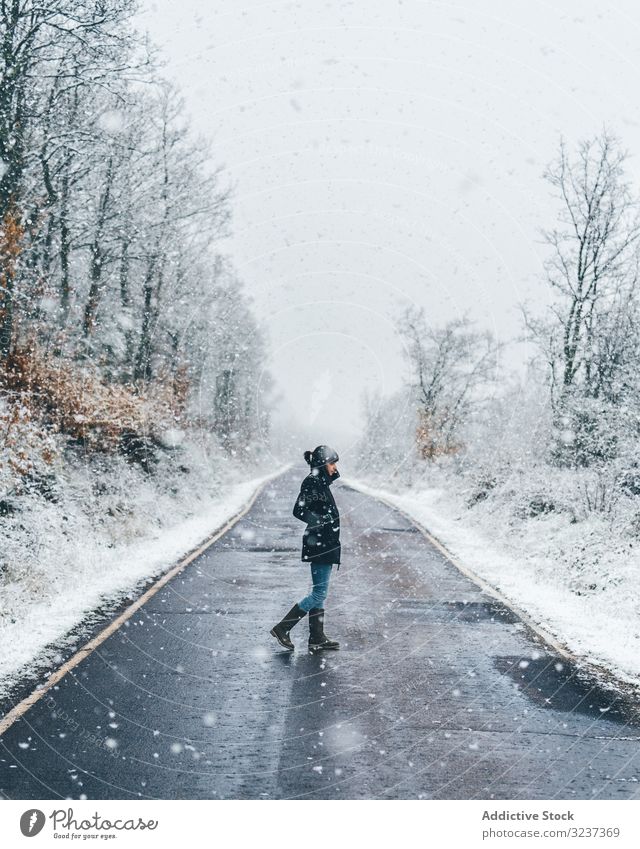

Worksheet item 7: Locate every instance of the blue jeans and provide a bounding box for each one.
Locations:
[298,563,334,612]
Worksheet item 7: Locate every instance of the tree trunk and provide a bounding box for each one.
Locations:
[82,157,113,337]
[133,258,157,383]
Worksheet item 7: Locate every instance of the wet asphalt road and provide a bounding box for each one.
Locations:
[2,468,640,800]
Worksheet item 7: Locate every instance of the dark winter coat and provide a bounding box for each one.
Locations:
[292,465,341,566]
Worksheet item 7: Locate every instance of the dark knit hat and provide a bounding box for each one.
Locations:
[303,445,339,468]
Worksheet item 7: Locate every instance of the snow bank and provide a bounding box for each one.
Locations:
[0,437,278,701]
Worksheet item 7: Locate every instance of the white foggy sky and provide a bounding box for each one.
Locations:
[137,0,640,458]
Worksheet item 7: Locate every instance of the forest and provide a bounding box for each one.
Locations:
[355,129,640,678]
[0,1,272,689]
[0,1,269,503]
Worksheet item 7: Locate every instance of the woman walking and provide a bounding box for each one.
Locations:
[270,445,342,652]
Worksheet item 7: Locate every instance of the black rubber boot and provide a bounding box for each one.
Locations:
[270,603,307,650]
[308,607,340,652]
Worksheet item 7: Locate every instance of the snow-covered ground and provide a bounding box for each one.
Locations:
[0,441,280,702]
[345,475,640,687]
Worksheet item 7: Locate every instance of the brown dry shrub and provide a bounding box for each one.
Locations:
[2,344,182,452]
[1,397,60,481]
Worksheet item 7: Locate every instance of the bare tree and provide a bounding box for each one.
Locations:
[398,306,500,459]
[0,0,139,357]
[527,131,640,404]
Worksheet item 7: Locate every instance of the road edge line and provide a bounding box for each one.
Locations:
[389,495,640,693]
[0,469,283,737]
[343,479,579,662]
[347,479,640,692]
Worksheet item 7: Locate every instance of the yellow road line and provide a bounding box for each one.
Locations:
[0,471,281,737]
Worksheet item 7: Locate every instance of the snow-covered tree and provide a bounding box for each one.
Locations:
[397,306,500,459]
[0,0,269,466]
[524,130,640,466]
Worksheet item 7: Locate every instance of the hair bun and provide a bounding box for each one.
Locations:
[303,450,313,465]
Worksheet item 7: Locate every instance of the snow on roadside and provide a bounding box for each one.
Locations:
[0,461,280,701]
[344,476,640,687]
